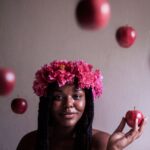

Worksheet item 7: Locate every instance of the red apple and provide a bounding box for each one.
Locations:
[0,68,16,96]
[116,26,136,48]
[11,98,28,114]
[125,109,144,128]
[76,0,111,29]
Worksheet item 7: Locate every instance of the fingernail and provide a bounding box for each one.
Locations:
[136,117,139,123]
[123,117,126,120]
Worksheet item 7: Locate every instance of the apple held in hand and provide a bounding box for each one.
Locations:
[116,25,136,48]
[11,98,28,114]
[125,109,144,128]
[0,68,16,96]
[76,0,111,29]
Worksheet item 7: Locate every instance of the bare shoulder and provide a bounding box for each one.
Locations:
[92,129,110,150]
[16,130,37,150]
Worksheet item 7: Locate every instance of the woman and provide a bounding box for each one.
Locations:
[17,60,147,150]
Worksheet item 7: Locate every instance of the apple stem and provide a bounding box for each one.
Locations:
[134,106,136,110]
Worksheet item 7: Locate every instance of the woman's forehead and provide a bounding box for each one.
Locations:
[54,84,83,93]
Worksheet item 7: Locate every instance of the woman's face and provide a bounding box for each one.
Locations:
[50,84,86,128]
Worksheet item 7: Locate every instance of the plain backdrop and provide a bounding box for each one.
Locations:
[0,0,150,149]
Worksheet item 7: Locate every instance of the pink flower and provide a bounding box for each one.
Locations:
[32,60,103,100]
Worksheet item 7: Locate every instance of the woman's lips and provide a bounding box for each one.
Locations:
[61,112,77,119]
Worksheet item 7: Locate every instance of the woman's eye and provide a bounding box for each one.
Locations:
[53,95,64,101]
[73,94,82,100]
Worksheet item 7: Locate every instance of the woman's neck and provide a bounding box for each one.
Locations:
[50,125,75,140]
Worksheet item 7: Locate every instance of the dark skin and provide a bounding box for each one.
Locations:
[17,84,147,150]
[17,119,147,150]
[16,129,109,150]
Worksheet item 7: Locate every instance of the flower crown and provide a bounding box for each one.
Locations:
[32,60,103,99]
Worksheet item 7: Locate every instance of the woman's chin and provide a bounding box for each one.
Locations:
[58,119,77,128]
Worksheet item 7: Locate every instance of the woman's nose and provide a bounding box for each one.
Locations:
[64,95,74,107]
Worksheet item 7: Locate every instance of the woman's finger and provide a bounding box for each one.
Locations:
[136,117,148,138]
[133,117,139,131]
[124,117,148,142]
[114,117,126,133]
[139,117,148,133]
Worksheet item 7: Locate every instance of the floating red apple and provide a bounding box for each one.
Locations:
[11,98,28,114]
[116,25,136,48]
[125,108,144,128]
[76,0,111,29]
[0,68,16,96]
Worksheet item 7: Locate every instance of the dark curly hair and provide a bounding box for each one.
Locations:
[36,82,94,150]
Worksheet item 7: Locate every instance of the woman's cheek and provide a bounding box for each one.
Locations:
[76,100,86,111]
[52,101,62,111]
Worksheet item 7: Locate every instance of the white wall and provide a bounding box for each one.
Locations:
[0,0,150,149]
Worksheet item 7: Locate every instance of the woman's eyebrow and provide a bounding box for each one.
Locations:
[74,88,83,92]
[53,89,63,93]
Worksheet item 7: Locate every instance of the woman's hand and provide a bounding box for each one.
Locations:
[107,117,148,150]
